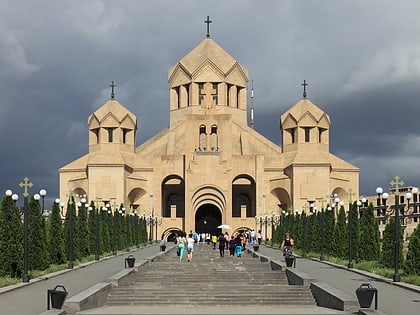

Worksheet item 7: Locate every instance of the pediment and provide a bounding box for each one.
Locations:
[192,59,225,82]
[318,114,331,129]
[298,112,318,127]
[281,113,297,129]
[225,63,248,86]
[88,114,100,128]
[120,114,137,129]
[168,63,192,87]
[100,112,119,128]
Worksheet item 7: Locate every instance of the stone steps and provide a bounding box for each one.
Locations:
[104,244,316,307]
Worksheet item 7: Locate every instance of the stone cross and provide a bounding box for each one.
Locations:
[19,177,33,198]
[200,83,216,108]
[204,16,212,38]
[390,176,404,195]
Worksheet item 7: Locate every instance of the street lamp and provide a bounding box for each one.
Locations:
[346,189,356,269]
[8,177,34,282]
[40,189,47,212]
[376,178,419,282]
[270,213,280,246]
[149,194,154,243]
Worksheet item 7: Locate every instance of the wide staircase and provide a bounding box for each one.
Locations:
[105,243,316,308]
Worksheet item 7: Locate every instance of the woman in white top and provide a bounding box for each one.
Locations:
[186,233,195,262]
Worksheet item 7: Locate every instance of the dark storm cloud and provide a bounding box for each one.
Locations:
[1,0,419,208]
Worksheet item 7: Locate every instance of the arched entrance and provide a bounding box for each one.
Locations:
[195,204,221,236]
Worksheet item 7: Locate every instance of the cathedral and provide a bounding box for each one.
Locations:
[59,27,359,241]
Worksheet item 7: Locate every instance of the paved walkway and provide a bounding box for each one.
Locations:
[258,245,420,315]
[0,243,419,315]
[0,245,160,315]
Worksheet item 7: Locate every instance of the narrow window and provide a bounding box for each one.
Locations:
[210,125,218,151]
[212,83,218,105]
[288,128,296,143]
[199,125,207,151]
[304,127,310,142]
[107,128,114,143]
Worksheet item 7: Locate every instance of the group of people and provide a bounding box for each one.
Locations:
[176,231,196,262]
[175,229,294,262]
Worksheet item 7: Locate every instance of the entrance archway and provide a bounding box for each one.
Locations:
[195,204,221,236]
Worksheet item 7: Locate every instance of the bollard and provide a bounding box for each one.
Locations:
[356,283,378,309]
[47,285,68,310]
[125,254,135,268]
[285,256,296,268]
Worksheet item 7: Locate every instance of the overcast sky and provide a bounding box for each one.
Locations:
[1,0,419,209]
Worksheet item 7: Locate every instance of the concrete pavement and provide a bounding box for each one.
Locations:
[258,245,420,315]
[0,244,160,315]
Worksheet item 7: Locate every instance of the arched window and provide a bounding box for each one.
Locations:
[199,125,207,151]
[210,125,218,151]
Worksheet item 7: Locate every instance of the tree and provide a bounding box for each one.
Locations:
[359,203,380,261]
[28,197,49,271]
[76,201,90,258]
[405,226,420,275]
[332,207,347,259]
[48,200,65,265]
[350,202,360,262]
[0,194,23,277]
[380,218,403,268]
[63,197,77,263]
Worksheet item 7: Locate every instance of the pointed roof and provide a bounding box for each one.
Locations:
[168,38,248,79]
[88,99,137,125]
[280,98,330,125]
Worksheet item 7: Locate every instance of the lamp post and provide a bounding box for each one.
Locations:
[40,189,47,212]
[154,215,162,241]
[149,194,154,243]
[346,189,355,269]
[17,177,33,282]
[377,177,419,282]
[66,195,76,269]
[270,213,280,246]
[390,176,404,282]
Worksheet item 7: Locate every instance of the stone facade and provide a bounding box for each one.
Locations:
[59,37,359,240]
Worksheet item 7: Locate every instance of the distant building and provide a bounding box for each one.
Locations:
[59,32,359,240]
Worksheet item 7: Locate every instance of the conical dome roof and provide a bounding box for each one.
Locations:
[168,38,248,81]
[89,99,136,124]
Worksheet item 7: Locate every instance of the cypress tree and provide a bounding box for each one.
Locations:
[324,207,335,257]
[359,203,380,261]
[63,198,77,264]
[332,207,347,259]
[380,218,403,268]
[48,200,65,265]
[405,226,420,275]
[28,196,49,271]
[350,203,360,262]
[76,201,90,258]
[0,193,23,277]
[88,203,96,255]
